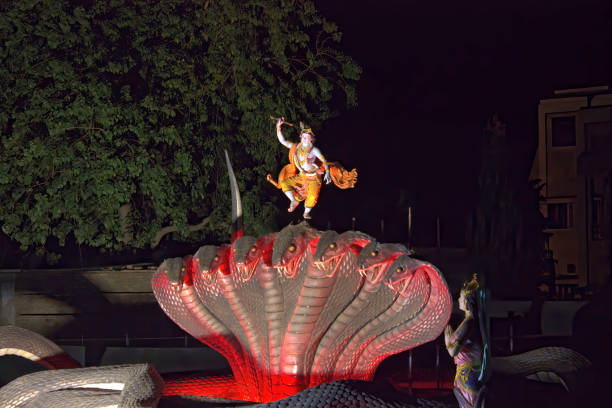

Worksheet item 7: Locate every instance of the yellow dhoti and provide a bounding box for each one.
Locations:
[280,174,322,208]
[266,143,357,210]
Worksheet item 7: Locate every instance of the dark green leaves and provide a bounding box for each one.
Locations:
[0,0,360,255]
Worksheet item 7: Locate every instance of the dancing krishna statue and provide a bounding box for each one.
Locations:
[267,116,357,219]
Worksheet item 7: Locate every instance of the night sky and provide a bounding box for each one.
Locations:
[299,0,612,244]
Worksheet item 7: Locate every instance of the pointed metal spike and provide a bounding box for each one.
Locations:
[224,149,243,242]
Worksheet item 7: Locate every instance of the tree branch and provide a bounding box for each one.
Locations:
[150,216,211,249]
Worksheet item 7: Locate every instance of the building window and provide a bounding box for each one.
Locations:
[592,196,604,240]
[547,203,574,229]
[551,117,576,147]
[586,122,612,151]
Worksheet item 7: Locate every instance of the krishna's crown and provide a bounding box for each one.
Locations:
[299,121,315,137]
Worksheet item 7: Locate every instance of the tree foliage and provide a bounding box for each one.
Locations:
[0,0,361,255]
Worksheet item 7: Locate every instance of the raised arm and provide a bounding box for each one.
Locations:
[276,118,293,149]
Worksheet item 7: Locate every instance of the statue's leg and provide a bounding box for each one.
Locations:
[303,178,322,219]
[285,190,297,202]
[280,176,301,211]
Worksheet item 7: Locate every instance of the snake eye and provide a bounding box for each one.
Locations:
[214,256,219,262]
[251,246,257,253]
[371,250,378,257]
[396,267,403,273]
[288,244,296,252]
[329,242,337,249]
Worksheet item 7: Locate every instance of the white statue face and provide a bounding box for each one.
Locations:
[300,133,313,148]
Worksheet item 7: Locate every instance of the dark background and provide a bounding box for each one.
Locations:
[295,0,612,245]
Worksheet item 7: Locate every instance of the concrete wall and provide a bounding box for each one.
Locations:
[0,265,181,340]
[101,347,230,374]
[0,272,15,326]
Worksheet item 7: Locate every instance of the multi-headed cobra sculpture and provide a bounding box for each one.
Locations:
[0,151,592,407]
[151,151,453,402]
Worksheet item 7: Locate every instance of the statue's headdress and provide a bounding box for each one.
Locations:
[299,121,315,138]
[461,273,480,295]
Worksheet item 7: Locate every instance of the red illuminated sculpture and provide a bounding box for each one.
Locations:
[151,151,453,402]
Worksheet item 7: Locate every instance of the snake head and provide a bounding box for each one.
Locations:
[159,257,188,292]
[272,222,318,278]
[209,244,231,276]
[314,230,373,277]
[356,242,410,284]
[233,236,257,281]
[194,245,220,286]
[383,255,424,295]
[233,234,276,281]
[274,238,307,279]
[313,230,341,274]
